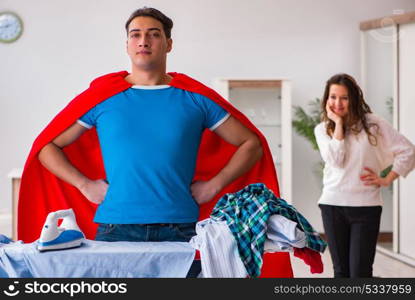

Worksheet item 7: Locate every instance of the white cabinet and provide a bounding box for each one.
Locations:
[397,22,415,262]
[7,168,22,241]
[214,79,292,202]
[360,24,397,240]
[361,11,415,265]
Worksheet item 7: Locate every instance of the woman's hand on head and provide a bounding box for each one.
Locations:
[326,102,343,124]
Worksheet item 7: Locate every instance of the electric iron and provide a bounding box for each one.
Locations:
[37,208,85,252]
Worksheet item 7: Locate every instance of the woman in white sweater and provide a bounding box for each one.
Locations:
[314,73,415,278]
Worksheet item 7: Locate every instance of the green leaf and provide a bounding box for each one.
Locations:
[380,165,392,178]
[292,98,321,151]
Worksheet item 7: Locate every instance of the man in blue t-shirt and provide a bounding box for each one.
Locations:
[38,8,263,276]
[77,85,230,225]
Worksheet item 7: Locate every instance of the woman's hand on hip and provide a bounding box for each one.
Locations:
[360,167,390,187]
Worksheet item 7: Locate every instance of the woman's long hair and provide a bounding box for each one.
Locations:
[321,73,379,145]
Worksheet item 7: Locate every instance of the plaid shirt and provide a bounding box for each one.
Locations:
[210,183,327,278]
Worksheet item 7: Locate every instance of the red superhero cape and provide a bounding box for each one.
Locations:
[18,71,293,277]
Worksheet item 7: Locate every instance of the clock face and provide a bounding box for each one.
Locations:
[0,12,23,43]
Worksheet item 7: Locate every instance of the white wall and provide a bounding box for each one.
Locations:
[1,0,415,233]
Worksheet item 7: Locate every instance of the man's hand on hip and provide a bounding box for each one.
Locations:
[191,180,221,205]
[78,179,108,204]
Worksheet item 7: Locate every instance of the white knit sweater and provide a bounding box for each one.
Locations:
[314,113,415,207]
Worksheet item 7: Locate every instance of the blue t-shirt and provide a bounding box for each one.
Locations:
[78,85,229,224]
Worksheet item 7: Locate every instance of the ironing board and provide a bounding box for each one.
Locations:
[0,239,195,278]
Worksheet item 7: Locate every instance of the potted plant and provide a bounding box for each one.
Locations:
[292,98,324,181]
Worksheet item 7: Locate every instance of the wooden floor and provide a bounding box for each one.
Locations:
[291,245,415,277]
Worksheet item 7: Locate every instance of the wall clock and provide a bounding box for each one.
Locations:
[0,12,23,43]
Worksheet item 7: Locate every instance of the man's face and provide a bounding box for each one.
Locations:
[126,16,172,71]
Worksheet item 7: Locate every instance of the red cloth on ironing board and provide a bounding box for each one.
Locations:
[293,247,324,274]
[18,71,293,277]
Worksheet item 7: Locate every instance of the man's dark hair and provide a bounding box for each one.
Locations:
[125,7,173,38]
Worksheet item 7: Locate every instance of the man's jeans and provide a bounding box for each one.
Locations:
[95,223,201,277]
